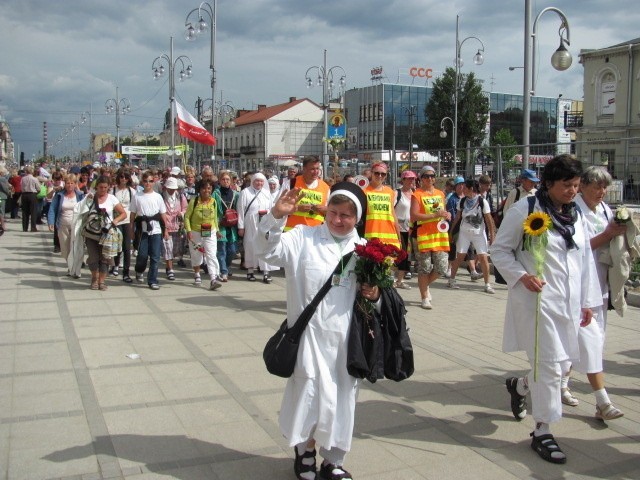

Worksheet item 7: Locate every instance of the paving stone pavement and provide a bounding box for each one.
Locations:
[0,219,639,480]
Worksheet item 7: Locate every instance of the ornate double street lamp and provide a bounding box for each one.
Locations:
[305,49,346,179]
[152,37,193,167]
[453,15,485,176]
[522,0,571,168]
[216,101,235,171]
[185,1,217,164]
[105,87,130,155]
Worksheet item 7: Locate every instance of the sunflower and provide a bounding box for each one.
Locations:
[523,212,552,236]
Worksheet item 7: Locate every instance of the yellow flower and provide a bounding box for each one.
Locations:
[523,212,552,236]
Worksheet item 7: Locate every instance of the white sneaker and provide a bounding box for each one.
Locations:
[447,279,460,289]
[470,271,483,281]
[421,298,432,309]
[484,284,495,294]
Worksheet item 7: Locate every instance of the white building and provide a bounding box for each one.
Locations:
[575,38,640,180]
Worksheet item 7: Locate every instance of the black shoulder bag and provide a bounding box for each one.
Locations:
[263,251,354,378]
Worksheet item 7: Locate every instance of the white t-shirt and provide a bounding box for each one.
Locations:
[130,191,166,235]
[96,194,120,221]
[458,194,490,234]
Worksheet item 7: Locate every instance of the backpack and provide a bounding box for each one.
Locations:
[220,192,239,227]
[494,188,520,229]
[82,200,109,241]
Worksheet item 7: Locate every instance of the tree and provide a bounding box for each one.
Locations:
[491,128,519,169]
[423,66,489,156]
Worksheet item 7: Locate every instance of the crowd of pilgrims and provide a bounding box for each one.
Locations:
[3,154,633,476]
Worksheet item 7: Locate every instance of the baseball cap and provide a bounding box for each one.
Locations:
[453,176,465,185]
[521,169,540,182]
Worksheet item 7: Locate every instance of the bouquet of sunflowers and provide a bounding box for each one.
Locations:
[353,238,407,289]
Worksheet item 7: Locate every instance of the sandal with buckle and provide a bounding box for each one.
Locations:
[595,403,624,420]
[561,388,579,406]
[294,447,317,480]
[123,274,133,283]
[530,432,566,464]
[319,462,353,480]
[506,377,527,421]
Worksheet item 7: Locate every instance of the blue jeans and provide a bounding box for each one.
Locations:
[216,239,237,275]
[135,233,162,285]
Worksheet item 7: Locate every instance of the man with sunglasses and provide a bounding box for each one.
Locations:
[410,166,451,309]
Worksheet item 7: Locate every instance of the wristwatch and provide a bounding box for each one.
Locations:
[309,206,316,215]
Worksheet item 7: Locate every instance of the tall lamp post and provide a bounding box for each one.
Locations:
[305,49,346,179]
[522,0,572,169]
[151,36,193,168]
[401,106,417,172]
[105,87,130,156]
[453,15,485,176]
[216,101,235,172]
[185,1,217,164]
[439,116,455,172]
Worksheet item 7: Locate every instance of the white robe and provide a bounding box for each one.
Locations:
[256,213,361,452]
[238,186,274,271]
[490,197,601,362]
[67,195,93,277]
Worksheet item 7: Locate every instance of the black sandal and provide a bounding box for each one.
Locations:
[506,377,527,421]
[294,447,317,480]
[319,462,353,480]
[123,274,133,283]
[530,432,566,464]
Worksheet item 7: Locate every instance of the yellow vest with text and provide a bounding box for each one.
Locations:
[363,185,400,248]
[284,176,330,231]
[414,188,449,252]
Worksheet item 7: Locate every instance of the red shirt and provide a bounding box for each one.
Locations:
[9,175,22,193]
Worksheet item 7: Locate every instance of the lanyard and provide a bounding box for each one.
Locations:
[330,234,347,275]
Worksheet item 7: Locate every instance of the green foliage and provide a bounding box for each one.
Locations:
[492,128,520,169]
[422,67,489,151]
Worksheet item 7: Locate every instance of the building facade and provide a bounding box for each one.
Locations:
[0,114,14,164]
[209,97,324,174]
[574,38,640,181]
[343,83,572,173]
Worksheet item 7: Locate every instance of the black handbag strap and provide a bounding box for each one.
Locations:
[289,251,354,339]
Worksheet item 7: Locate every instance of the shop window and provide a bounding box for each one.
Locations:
[597,71,617,116]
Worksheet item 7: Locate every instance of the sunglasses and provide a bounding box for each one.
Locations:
[421,174,436,179]
[373,171,387,177]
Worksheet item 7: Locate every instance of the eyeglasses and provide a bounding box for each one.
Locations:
[373,171,387,177]
[421,174,436,179]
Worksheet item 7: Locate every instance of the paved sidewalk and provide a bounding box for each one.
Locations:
[0,220,639,480]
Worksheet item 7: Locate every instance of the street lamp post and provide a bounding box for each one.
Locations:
[216,101,235,172]
[185,1,217,164]
[522,0,572,169]
[151,36,193,168]
[401,106,417,172]
[453,15,485,177]
[305,49,346,179]
[105,87,130,156]
[439,116,455,173]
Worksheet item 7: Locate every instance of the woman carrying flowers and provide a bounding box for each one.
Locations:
[491,155,601,465]
[255,181,373,480]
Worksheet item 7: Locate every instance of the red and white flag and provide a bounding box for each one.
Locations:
[175,101,216,145]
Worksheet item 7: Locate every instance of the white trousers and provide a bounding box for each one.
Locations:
[190,231,220,280]
[527,360,571,424]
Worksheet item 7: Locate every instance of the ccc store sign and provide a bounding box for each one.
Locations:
[409,67,433,78]
[400,152,418,161]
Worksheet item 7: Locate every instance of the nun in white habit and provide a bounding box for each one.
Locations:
[256,182,375,480]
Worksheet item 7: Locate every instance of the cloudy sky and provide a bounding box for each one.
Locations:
[1,0,637,160]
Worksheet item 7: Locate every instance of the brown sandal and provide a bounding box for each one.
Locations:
[90,282,99,290]
[98,283,108,291]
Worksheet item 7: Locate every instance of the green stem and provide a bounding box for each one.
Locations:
[534,290,541,382]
